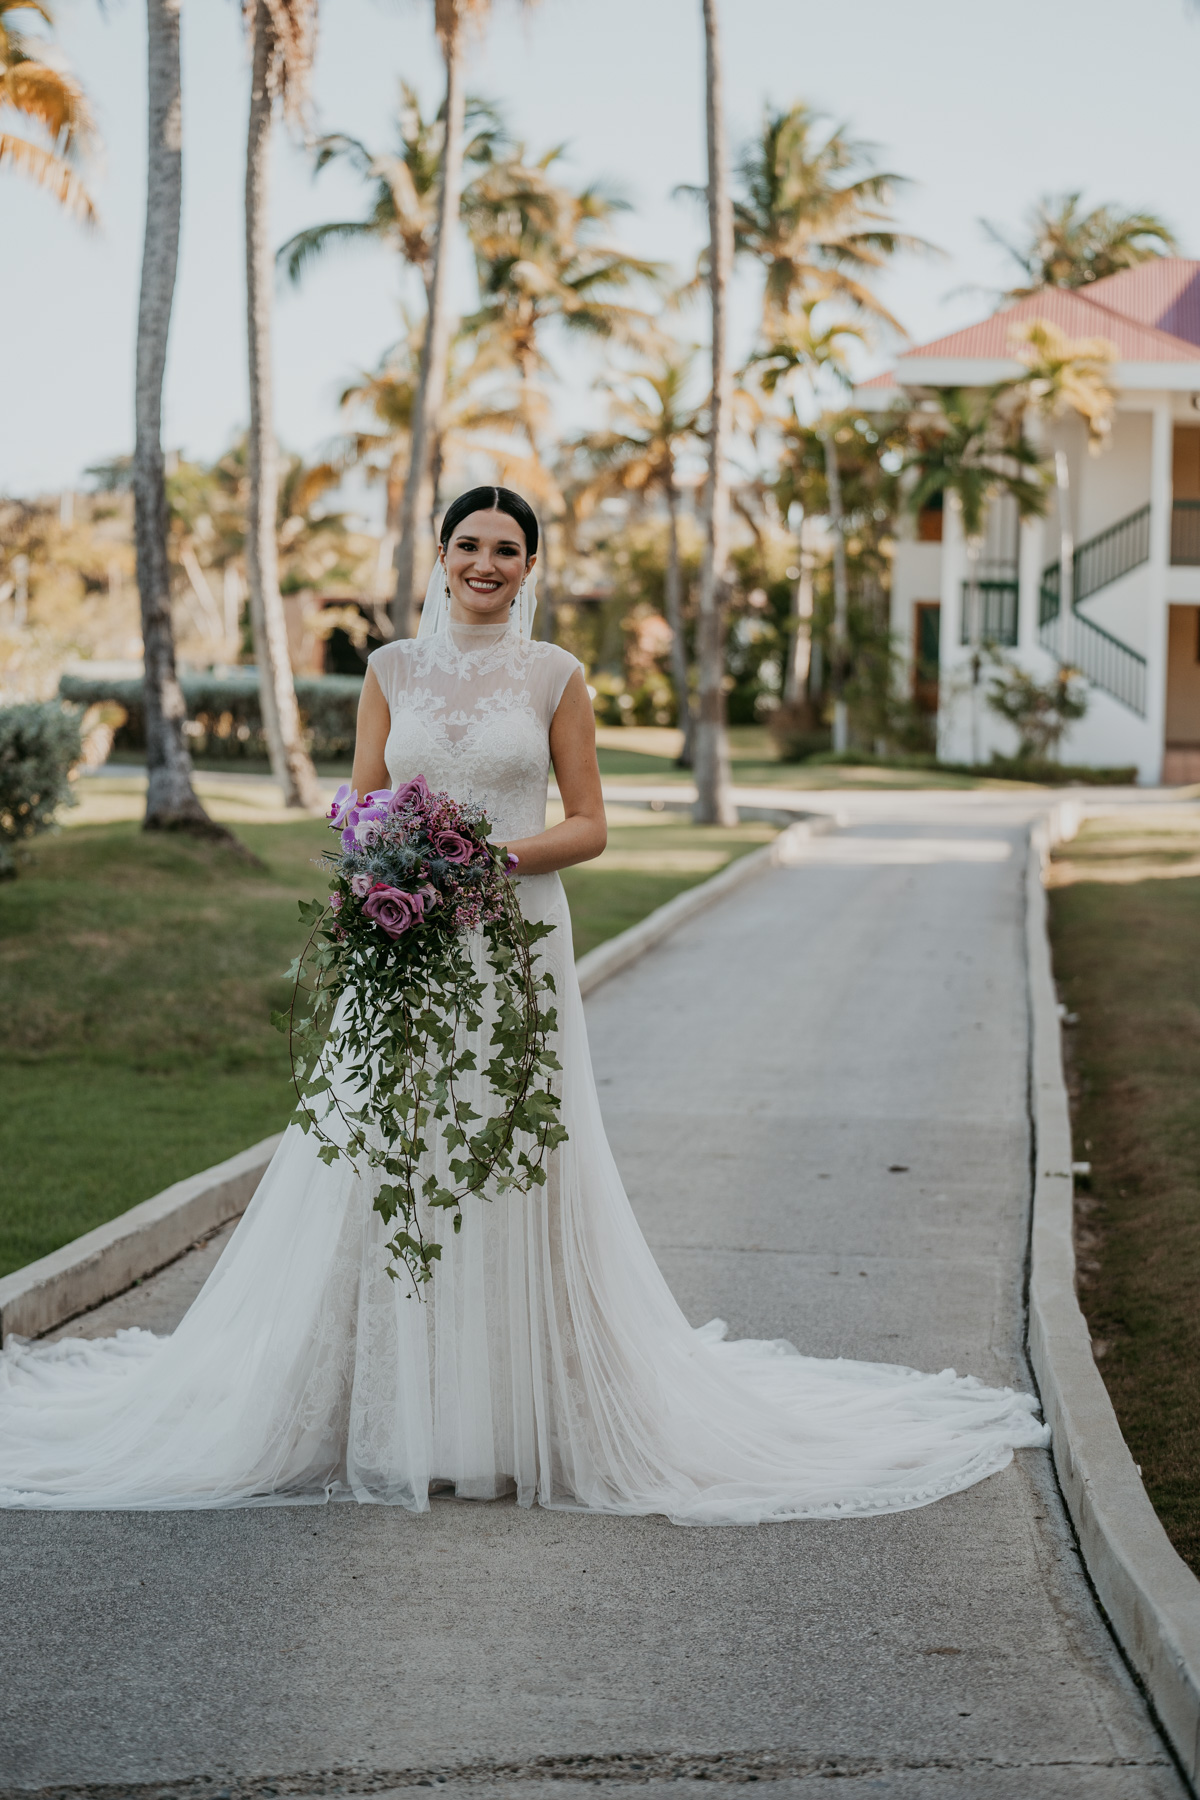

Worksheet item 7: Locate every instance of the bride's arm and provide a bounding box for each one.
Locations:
[503,669,607,876]
[350,667,392,794]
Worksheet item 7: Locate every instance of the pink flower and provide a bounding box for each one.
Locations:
[349,871,373,898]
[362,883,425,939]
[328,783,358,828]
[434,829,474,865]
[388,775,432,814]
[505,851,520,871]
[329,891,343,912]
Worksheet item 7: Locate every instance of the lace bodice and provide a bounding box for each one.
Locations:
[368,622,581,842]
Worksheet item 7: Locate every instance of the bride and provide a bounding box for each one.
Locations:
[0,486,1048,1520]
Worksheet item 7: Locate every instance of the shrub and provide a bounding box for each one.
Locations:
[0,701,84,876]
[58,669,364,763]
[986,660,1088,761]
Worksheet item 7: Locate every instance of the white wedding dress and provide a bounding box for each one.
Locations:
[0,618,1049,1519]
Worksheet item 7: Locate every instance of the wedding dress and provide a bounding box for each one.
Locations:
[0,614,1049,1519]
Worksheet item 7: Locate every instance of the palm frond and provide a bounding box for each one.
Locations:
[0,128,93,219]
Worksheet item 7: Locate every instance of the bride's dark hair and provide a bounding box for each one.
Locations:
[439,485,539,558]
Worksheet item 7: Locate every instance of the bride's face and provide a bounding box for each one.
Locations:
[441,509,535,623]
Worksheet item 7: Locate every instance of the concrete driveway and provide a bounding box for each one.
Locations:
[0,793,1182,1800]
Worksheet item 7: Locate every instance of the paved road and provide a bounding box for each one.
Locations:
[0,795,1182,1800]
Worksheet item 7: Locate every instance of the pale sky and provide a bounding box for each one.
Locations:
[7,0,1200,500]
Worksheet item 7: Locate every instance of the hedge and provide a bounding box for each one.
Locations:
[58,668,364,763]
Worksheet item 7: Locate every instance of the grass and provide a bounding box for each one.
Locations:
[0,792,771,1277]
[1048,807,1200,1572]
[593,725,1062,791]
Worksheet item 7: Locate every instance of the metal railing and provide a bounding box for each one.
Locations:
[959,579,1019,647]
[1041,503,1151,622]
[1171,499,1200,566]
[1037,608,1147,715]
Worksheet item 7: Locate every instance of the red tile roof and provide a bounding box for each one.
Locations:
[895,261,1200,369]
[1082,261,1200,348]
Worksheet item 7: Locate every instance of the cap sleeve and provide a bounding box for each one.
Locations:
[543,644,584,720]
[367,641,407,714]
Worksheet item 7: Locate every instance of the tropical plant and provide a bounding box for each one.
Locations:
[134,0,225,838]
[749,308,864,750]
[389,0,496,638]
[726,101,931,335]
[0,697,81,875]
[986,657,1087,761]
[1010,316,1116,640]
[692,0,736,825]
[985,192,1178,298]
[278,85,505,298]
[243,0,321,809]
[0,0,94,220]
[572,349,702,761]
[904,387,1048,759]
[462,144,663,638]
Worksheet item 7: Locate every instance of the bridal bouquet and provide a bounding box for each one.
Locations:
[274,775,565,1292]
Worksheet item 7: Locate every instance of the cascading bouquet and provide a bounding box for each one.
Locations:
[273,775,566,1293]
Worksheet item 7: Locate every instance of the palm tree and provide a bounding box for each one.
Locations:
[985,192,1177,299]
[0,0,94,220]
[574,350,702,761]
[691,0,736,826]
[135,0,226,838]
[904,388,1048,761]
[463,145,662,639]
[389,0,496,638]
[243,0,321,809]
[1010,316,1116,656]
[731,101,932,335]
[277,85,504,298]
[749,309,863,750]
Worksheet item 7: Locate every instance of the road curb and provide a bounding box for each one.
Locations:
[4,818,825,1345]
[0,1136,283,1346]
[1027,806,1200,1787]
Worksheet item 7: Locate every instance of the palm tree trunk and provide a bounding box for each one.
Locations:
[822,429,850,753]
[693,0,736,827]
[245,0,320,809]
[393,4,467,636]
[135,0,223,838]
[664,481,693,765]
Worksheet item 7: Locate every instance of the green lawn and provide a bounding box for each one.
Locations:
[0,806,771,1276]
[1048,809,1200,1573]
[593,725,1043,791]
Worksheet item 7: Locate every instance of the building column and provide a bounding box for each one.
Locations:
[1146,397,1173,782]
[937,492,964,759]
[1017,515,1043,657]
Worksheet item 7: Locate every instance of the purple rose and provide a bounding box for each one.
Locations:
[350,871,373,898]
[362,883,424,939]
[505,851,520,872]
[434,829,474,865]
[389,775,432,814]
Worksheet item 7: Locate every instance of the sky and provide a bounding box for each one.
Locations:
[6,0,1200,503]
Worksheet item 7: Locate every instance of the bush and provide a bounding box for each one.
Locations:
[0,701,84,876]
[58,669,364,763]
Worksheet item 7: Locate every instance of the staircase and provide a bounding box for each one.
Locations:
[1039,505,1149,716]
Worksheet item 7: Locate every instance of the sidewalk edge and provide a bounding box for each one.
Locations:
[1027,807,1200,1787]
[3,818,822,1344]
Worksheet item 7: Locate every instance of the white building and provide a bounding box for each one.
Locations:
[861,260,1200,783]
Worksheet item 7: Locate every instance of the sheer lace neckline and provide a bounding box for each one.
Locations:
[444,617,516,654]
